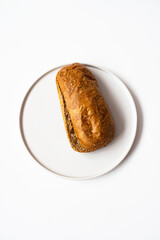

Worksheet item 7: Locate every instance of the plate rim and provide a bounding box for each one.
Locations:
[19,63,138,180]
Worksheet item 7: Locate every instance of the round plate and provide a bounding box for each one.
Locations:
[20,64,137,179]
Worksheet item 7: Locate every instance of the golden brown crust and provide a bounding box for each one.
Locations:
[56,63,115,152]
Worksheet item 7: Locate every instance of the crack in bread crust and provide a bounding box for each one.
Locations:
[56,82,88,152]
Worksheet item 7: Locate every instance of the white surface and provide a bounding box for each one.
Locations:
[21,65,137,178]
[0,0,160,239]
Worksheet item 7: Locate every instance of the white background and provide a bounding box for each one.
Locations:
[0,0,160,239]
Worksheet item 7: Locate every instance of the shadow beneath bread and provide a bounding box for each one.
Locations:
[93,71,126,143]
[120,80,143,159]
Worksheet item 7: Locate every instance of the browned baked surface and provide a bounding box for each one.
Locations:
[56,63,115,152]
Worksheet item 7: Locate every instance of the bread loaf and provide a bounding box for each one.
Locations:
[56,63,115,152]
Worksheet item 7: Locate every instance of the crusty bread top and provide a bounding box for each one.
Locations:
[56,63,115,151]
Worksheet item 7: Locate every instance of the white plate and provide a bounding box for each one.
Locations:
[20,64,137,179]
